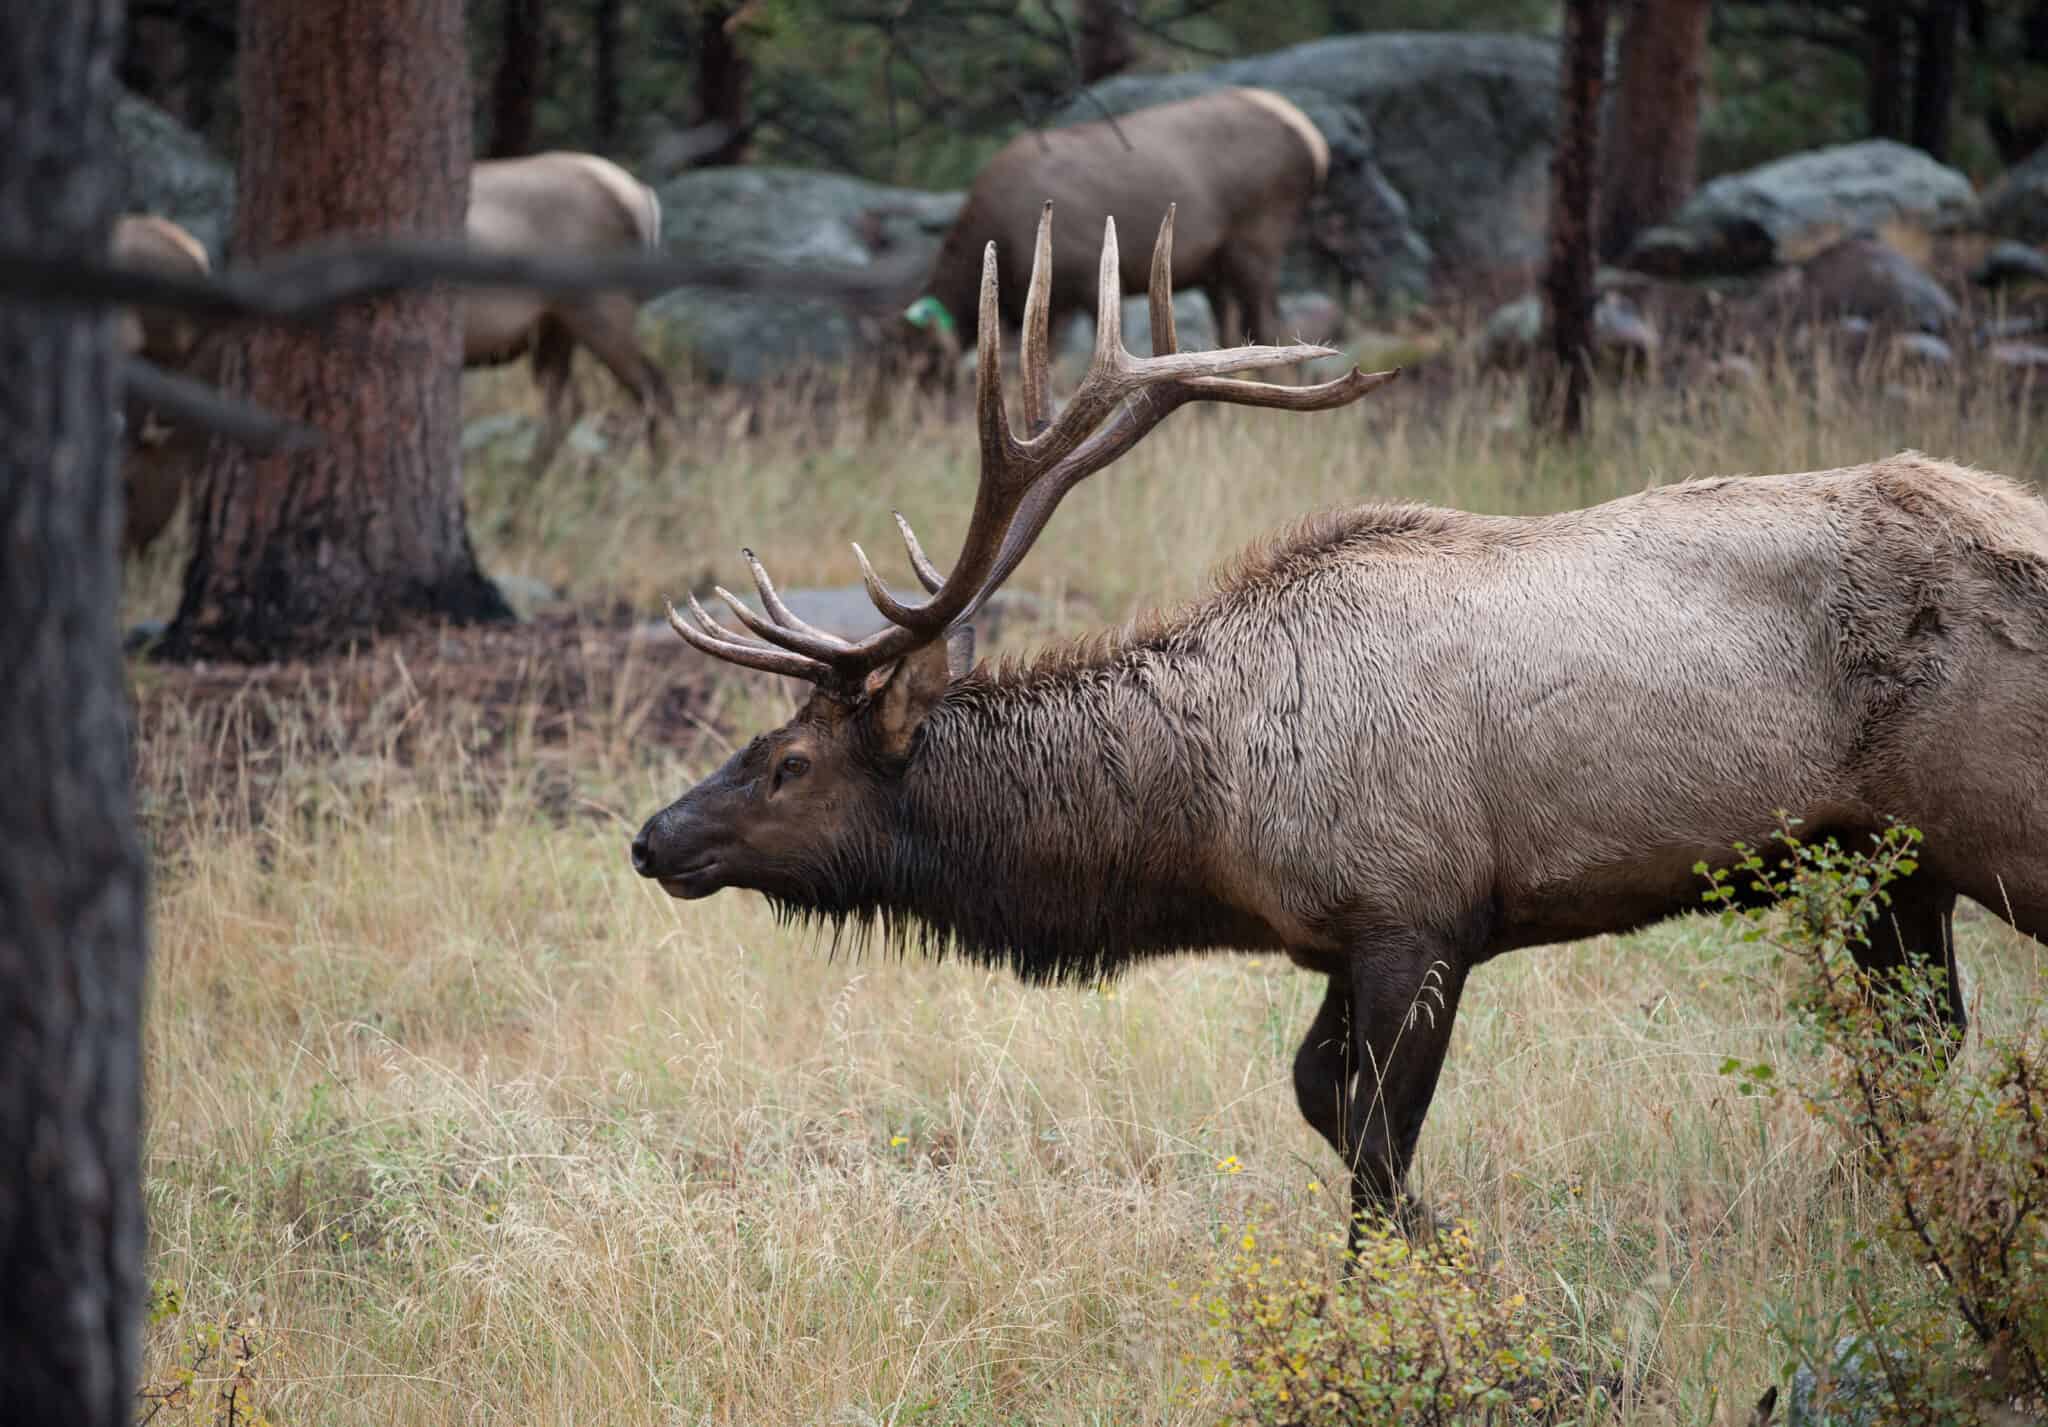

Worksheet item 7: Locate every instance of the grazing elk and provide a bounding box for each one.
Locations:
[633,204,2048,1237]
[119,153,683,556]
[904,88,1329,354]
[464,151,681,477]
[111,214,212,554]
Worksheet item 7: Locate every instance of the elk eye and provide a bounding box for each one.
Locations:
[779,755,810,780]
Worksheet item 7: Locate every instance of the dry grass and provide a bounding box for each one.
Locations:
[132,341,2048,1425]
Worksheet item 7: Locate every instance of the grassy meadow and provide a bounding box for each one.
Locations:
[124,342,2048,1425]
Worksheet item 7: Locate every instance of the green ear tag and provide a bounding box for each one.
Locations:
[903,296,957,336]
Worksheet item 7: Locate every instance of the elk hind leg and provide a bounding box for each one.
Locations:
[1854,872,1965,1053]
[556,295,682,470]
[526,315,579,479]
[1292,973,1355,1162]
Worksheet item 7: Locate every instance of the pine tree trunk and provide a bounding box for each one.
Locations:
[487,0,546,158]
[1911,0,1962,161]
[1076,0,1136,83]
[593,0,623,144]
[160,0,509,663]
[691,2,752,166]
[1598,0,1710,260]
[0,2,151,1422]
[1866,0,1907,140]
[1537,0,1608,439]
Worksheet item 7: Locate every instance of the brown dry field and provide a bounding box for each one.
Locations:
[124,325,2048,1424]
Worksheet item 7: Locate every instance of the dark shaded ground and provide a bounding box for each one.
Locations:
[127,609,737,863]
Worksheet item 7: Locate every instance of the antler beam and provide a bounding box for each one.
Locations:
[671,200,1397,691]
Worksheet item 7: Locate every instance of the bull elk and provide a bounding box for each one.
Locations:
[901,88,1330,354]
[633,204,2048,1237]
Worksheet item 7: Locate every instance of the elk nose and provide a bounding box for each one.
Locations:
[630,829,654,877]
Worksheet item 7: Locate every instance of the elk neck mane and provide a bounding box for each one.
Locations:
[765,501,1496,982]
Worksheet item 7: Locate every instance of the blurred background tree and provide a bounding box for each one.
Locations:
[116,1,2046,194]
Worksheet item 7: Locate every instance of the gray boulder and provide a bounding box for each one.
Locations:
[1782,237,1960,332]
[1891,332,1954,366]
[1983,145,2048,244]
[640,585,1057,652]
[1476,291,1658,369]
[111,89,236,261]
[1784,1333,1888,1427]
[1625,141,1979,277]
[1051,33,1561,297]
[1990,340,2048,370]
[1972,239,2048,289]
[643,166,962,383]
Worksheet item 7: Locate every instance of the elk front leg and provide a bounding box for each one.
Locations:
[1340,929,1471,1244]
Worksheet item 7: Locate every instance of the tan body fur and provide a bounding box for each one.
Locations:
[462,152,679,476]
[110,214,211,554]
[922,88,1328,346]
[638,452,2048,1227]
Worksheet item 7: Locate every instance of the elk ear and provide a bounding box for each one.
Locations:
[865,638,955,758]
[946,625,975,678]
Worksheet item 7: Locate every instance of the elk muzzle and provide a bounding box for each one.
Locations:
[630,782,737,899]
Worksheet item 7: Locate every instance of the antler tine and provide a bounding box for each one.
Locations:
[665,598,834,682]
[1019,201,1054,437]
[973,239,1017,477]
[850,539,919,626]
[712,584,858,664]
[743,547,841,644]
[1149,204,1178,356]
[894,512,945,594]
[1089,215,1126,375]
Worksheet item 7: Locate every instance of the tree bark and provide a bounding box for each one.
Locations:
[118,1,238,143]
[691,2,753,166]
[486,0,546,158]
[593,0,623,144]
[0,2,151,1423]
[1076,0,1136,83]
[161,0,509,662]
[1598,0,1711,260]
[1866,0,1907,140]
[1911,0,1962,161]
[1538,0,1608,439]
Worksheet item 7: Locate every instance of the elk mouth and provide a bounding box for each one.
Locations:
[656,858,722,899]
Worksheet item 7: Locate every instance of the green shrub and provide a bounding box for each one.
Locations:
[1189,1214,1583,1425]
[136,1281,275,1427]
[1700,821,2048,1423]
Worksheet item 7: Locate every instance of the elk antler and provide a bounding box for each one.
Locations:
[666,200,1399,691]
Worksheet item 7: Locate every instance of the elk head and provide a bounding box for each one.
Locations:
[630,202,1395,912]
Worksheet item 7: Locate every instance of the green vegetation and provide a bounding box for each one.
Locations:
[1705,823,2048,1424]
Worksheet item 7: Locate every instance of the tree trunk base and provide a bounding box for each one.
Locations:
[156,567,512,664]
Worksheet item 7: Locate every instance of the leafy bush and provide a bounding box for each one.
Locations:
[136,1282,275,1427]
[1190,1214,1583,1425]
[1699,821,2048,1423]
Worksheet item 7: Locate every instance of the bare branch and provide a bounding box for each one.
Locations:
[0,237,911,326]
[119,356,317,452]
